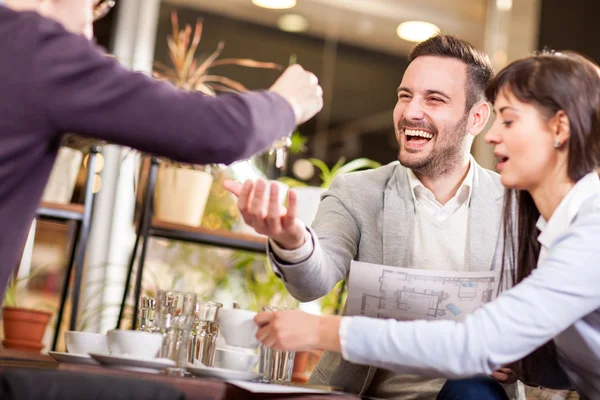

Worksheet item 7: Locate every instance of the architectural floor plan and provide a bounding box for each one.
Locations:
[347,261,500,322]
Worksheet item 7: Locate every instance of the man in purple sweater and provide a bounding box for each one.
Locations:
[0,0,323,301]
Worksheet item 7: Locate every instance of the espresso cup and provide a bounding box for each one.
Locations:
[216,308,259,348]
[214,347,258,372]
[64,331,109,355]
[106,329,163,359]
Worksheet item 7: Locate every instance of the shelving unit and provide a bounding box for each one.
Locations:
[35,145,101,351]
[116,157,267,330]
[149,219,266,253]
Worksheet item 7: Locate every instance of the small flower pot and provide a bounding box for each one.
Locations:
[2,307,51,353]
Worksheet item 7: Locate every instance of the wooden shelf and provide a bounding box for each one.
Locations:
[149,219,267,253]
[37,202,84,221]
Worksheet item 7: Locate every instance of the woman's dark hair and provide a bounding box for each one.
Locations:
[486,50,600,386]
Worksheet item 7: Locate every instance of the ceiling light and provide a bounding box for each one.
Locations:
[496,0,513,11]
[277,14,308,33]
[396,21,440,43]
[251,0,296,9]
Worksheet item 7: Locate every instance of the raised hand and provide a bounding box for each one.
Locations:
[269,64,323,125]
[223,179,306,250]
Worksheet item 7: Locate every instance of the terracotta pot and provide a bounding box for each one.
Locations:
[2,338,44,352]
[2,307,52,353]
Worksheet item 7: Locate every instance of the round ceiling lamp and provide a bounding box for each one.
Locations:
[251,0,297,10]
[396,21,440,43]
[277,14,308,32]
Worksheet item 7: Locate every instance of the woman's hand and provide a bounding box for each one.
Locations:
[254,310,342,353]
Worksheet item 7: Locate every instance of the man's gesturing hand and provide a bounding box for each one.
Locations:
[223,179,306,250]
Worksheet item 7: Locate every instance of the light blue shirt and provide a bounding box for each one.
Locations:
[340,172,600,399]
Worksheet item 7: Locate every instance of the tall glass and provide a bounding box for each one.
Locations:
[188,301,222,367]
[155,290,196,373]
[258,306,295,382]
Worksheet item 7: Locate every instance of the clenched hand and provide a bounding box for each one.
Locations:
[269,64,323,125]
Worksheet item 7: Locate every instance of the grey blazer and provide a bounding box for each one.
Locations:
[269,161,523,398]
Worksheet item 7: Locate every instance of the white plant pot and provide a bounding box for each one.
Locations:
[292,186,326,227]
[42,147,83,204]
[154,165,214,227]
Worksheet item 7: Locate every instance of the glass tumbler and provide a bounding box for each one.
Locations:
[155,290,197,372]
[258,306,295,382]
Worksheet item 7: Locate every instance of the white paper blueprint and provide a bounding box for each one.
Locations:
[346,260,500,321]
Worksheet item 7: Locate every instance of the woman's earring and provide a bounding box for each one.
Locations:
[553,139,561,148]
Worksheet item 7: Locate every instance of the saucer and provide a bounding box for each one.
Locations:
[48,351,100,366]
[89,353,176,374]
[186,365,262,381]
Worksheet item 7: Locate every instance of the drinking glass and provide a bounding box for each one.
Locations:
[258,306,295,382]
[155,290,196,373]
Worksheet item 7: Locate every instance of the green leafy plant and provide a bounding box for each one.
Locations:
[279,157,381,189]
[230,252,298,311]
[3,274,20,308]
[3,267,45,309]
[289,131,308,154]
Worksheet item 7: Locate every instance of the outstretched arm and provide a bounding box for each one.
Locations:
[34,18,320,165]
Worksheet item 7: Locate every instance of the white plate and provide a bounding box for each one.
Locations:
[186,365,262,381]
[48,351,100,366]
[89,353,176,374]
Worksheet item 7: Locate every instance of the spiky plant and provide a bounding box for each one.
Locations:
[153,12,282,96]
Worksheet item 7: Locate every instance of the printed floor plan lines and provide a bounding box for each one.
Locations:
[351,264,498,322]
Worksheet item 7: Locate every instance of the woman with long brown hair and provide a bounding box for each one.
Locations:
[253,50,600,399]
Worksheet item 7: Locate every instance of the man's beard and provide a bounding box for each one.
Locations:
[398,112,469,178]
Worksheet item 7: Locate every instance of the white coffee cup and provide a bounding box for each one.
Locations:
[214,347,258,372]
[64,331,109,355]
[106,329,163,359]
[217,308,259,348]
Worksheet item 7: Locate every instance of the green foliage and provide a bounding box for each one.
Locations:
[289,131,308,154]
[319,280,348,315]
[3,274,18,308]
[229,251,297,311]
[3,267,45,309]
[280,157,381,189]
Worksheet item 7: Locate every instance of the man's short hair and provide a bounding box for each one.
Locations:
[409,35,493,110]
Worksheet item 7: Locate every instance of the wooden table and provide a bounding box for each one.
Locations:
[0,349,358,400]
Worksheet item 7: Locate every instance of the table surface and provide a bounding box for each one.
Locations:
[0,348,358,400]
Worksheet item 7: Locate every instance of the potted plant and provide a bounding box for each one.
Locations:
[2,274,52,353]
[151,12,282,227]
[279,156,381,226]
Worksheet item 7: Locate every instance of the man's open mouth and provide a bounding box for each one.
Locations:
[404,128,433,145]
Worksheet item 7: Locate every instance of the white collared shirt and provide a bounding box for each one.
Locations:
[408,158,473,272]
[406,157,474,222]
[536,172,600,263]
